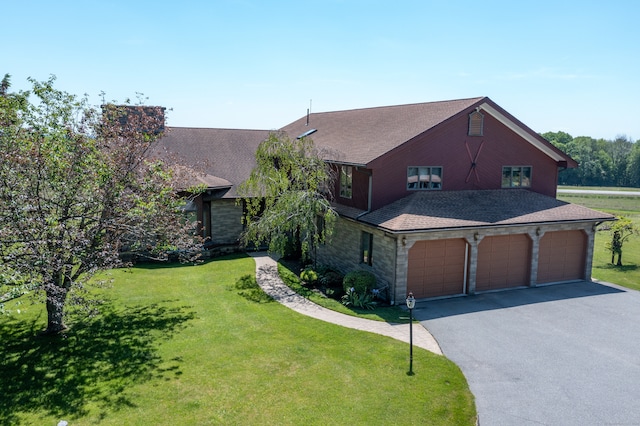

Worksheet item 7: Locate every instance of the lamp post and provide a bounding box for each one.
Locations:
[406,292,416,376]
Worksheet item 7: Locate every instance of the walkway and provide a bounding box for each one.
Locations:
[249,252,442,355]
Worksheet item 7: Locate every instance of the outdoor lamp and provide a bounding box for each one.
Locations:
[406,292,415,310]
[406,292,415,375]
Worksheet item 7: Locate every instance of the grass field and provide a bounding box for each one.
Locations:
[559,185,640,193]
[1,255,476,425]
[558,188,640,290]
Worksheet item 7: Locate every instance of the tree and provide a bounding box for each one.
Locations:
[605,136,633,187]
[541,130,573,149]
[238,132,338,262]
[626,142,640,187]
[0,75,201,334]
[604,217,637,266]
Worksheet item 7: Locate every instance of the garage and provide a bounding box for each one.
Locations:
[537,230,586,284]
[476,234,531,291]
[407,238,467,298]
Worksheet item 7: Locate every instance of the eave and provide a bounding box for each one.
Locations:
[478,102,577,167]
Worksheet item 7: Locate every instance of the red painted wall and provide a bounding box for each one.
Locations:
[365,110,560,211]
[330,164,371,211]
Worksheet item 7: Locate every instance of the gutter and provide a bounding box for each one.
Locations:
[379,217,616,236]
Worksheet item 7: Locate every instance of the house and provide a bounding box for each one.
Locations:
[279,97,615,303]
[155,97,614,303]
[148,127,271,250]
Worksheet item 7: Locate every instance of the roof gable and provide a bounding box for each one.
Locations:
[280,97,576,168]
[280,97,485,165]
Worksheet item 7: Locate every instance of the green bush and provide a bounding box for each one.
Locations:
[342,270,376,294]
[341,288,377,310]
[300,268,318,284]
[319,269,343,289]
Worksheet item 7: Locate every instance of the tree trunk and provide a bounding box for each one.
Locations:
[44,284,69,334]
[617,252,623,267]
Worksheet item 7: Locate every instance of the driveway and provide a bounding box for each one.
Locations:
[414,281,640,425]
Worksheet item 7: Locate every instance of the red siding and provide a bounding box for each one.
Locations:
[330,164,370,211]
[367,111,560,210]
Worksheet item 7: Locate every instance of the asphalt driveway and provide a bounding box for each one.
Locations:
[414,280,640,426]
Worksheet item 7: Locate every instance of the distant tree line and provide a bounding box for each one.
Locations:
[542,131,640,187]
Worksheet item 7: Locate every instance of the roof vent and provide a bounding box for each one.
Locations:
[297,128,317,139]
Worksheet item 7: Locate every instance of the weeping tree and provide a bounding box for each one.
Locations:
[238,132,338,262]
[0,75,201,334]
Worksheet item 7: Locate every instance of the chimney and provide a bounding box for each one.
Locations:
[101,104,166,136]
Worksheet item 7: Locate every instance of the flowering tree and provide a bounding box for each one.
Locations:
[0,75,201,334]
[238,132,337,261]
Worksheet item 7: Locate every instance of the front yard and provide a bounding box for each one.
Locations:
[1,255,476,425]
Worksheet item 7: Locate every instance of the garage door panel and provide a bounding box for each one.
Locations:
[537,230,586,284]
[408,238,467,298]
[476,234,531,291]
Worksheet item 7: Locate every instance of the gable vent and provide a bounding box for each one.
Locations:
[468,110,484,136]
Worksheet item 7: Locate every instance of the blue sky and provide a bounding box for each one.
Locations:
[4,0,639,140]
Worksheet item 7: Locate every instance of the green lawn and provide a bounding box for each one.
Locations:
[1,255,476,425]
[558,189,640,290]
[558,185,640,192]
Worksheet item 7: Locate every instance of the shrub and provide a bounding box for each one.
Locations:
[319,270,343,289]
[341,287,376,310]
[300,268,318,284]
[342,270,376,295]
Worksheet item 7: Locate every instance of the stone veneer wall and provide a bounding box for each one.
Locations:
[210,199,244,245]
[315,217,398,302]
[318,219,599,304]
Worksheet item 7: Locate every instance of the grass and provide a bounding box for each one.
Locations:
[557,190,640,291]
[1,255,476,425]
[558,185,640,192]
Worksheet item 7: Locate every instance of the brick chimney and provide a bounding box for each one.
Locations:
[101,104,166,136]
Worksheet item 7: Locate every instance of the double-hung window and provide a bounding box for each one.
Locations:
[407,166,442,190]
[502,166,532,188]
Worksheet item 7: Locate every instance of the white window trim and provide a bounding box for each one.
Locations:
[502,165,532,188]
[407,166,443,190]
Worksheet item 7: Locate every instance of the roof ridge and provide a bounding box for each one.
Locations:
[167,126,271,132]
[308,96,487,116]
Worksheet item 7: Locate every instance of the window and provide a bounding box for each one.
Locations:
[502,166,532,188]
[468,110,484,136]
[361,231,373,266]
[407,166,442,190]
[340,165,352,198]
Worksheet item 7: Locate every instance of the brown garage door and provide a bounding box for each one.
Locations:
[407,239,467,298]
[537,230,586,284]
[476,234,531,291]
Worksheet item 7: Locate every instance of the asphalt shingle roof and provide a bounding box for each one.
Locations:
[149,127,271,197]
[358,189,615,232]
[280,97,485,165]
